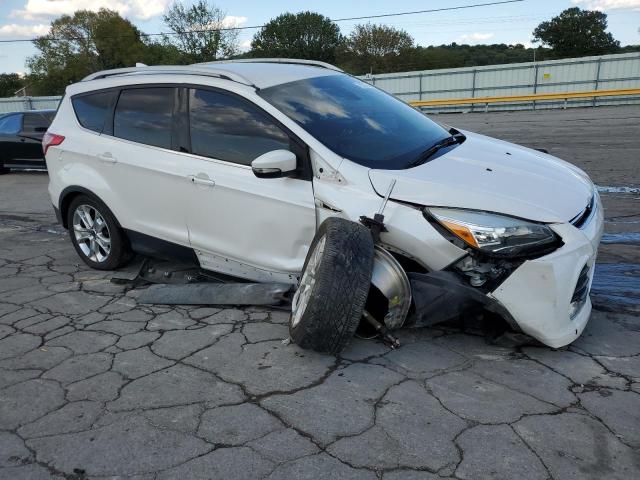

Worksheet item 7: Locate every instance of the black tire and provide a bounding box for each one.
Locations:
[290,217,374,354]
[0,165,9,175]
[67,194,131,270]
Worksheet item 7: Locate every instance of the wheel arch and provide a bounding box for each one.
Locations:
[58,186,123,230]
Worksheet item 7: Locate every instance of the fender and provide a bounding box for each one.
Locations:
[58,185,123,230]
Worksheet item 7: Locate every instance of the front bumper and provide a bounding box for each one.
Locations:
[488,194,604,348]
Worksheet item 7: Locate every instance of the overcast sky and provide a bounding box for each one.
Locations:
[1,0,639,74]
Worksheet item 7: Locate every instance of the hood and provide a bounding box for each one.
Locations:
[368,130,593,223]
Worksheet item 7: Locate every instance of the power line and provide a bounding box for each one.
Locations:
[0,0,524,44]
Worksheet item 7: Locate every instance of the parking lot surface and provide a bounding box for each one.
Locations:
[1,106,639,479]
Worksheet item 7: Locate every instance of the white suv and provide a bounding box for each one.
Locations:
[46,59,603,353]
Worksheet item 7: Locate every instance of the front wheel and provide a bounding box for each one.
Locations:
[290,217,374,354]
[67,195,131,270]
[0,165,9,175]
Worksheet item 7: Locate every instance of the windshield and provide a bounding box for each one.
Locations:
[259,74,451,169]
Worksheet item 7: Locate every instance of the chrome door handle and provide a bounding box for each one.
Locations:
[188,175,215,187]
[98,152,117,163]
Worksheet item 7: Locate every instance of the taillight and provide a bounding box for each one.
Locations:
[42,132,65,155]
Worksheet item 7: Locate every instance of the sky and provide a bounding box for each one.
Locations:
[0,0,639,74]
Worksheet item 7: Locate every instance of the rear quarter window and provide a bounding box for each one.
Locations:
[23,113,52,132]
[72,91,117,133]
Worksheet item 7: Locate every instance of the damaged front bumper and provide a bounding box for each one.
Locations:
[407,195,604,348]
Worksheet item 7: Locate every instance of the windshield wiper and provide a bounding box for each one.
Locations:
[408,134,463,168]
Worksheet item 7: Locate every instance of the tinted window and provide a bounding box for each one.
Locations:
[0,114,22,135]
[72,91,116,133]
[114,88,174,149]
[23,113,52,132]
[189,89,290,166]
[259,75,451,169]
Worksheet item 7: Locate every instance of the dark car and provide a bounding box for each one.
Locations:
[0,110,55,173]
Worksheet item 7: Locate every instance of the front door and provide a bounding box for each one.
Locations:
[183,87,316,282]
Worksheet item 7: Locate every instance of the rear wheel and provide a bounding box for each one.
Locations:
[67,195,131,270]
[290,217,374,354]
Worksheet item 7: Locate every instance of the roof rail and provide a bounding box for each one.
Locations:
[81,65,257,88]
[199,58,344,72]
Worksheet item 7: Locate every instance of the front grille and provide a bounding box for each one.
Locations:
[571,195,595,229]
[571,264,591,306]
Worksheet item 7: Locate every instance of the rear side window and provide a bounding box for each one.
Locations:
[114,88,174,149]
[23,113,52,132]
[72,91,117,133]
[189,88,290,166]
[0,114,22,134]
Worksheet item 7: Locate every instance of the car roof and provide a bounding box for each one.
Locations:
[197,61,341,89]
[81,59,344,90]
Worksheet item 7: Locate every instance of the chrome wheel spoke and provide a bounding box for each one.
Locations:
[95,235,110,253]
[72,204,111,263]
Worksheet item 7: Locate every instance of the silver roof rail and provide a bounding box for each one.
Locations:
[81,65,257,88]
[199,58,343,72]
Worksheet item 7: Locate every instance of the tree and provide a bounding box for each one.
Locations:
[163,1,239,63]
[0,73,26,97]
[338,23,414,74]
[532,7,620,58]
[26,9,150,94]
[251,12,342,63]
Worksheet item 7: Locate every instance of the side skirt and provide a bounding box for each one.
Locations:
[124,230,199,265]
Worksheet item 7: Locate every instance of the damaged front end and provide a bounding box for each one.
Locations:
[366,204,565,338]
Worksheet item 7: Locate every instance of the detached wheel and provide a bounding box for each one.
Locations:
[67,195,130,270]
[290,217,374,354]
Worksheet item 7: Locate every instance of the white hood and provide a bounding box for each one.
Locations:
[368,130,593,223]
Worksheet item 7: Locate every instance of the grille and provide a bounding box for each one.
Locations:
[571,195,595,229]
[571,264,591,306]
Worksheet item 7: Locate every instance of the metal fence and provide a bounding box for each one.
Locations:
[3,52,640,114]
[0,96,61,113]
[359,52,640,112]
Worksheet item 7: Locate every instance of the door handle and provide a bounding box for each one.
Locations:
[98,152,117,164]
[188,175,215,187]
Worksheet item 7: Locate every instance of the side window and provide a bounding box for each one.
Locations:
[22,113,51,132]
[0,114,22,135]
[114,88,174,149]
[189,88,290,166]
[72,91,117,133]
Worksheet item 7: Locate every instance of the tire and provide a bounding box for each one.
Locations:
[0,165,9,175]
[67,194,131,270]
[290,217,374,354]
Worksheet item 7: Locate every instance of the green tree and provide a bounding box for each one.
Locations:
[163,0,239,63]
[532,7,620,58]
[0,73,26,97]
[26,9,150,94]
[251,12,342,63]
[338,23,414,74]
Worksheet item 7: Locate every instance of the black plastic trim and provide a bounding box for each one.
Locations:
[124,229,199,265]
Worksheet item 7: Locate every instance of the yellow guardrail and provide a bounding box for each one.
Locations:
[409,87,640,107]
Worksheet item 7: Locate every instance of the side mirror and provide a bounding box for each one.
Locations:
[251,149,297,178]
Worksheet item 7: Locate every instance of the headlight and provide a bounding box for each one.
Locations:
[427,208,558,257]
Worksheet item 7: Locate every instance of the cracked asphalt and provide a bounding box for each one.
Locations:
[1,106,640,479]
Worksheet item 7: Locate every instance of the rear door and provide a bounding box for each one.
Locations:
[17,112,51,167]
[183,87,316,281]
[86,86,191,247]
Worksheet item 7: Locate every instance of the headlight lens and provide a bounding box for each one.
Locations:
[427,208,557,256]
